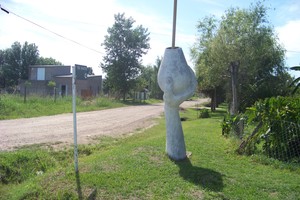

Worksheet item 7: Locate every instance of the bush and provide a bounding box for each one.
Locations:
[240,97,300,162]
[198,109,210,118]
[221,114,246,137]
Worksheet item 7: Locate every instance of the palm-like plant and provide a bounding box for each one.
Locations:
[290,66,300,95]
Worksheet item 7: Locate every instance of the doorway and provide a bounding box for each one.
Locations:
[61,85,66,97]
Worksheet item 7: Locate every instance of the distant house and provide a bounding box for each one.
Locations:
[19,65,102,97]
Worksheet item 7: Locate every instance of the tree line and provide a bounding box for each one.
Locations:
[101,5,296,104]
[1,3,297,104]
[0,42,97,93]
[0,41,62,90]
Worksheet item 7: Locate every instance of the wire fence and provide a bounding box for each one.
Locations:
[261,120,300,162]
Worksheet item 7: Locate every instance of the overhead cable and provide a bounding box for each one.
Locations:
[0,4,103,55]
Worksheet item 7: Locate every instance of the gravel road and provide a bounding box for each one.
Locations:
[0,99,208,151]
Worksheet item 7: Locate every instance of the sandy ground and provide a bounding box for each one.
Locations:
[0,99,208,151]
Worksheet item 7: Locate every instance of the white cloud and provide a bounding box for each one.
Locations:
[276,19,300,72]
[1,0,121,74]
[1,0,196,74]
[276,19,300,59]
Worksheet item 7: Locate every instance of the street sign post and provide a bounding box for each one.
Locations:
[72,66,78,172]
[72,64,87,173]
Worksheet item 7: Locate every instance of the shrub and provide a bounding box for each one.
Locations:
[221,114,246,137]
[198,109,210,118]
[240,97,300,162]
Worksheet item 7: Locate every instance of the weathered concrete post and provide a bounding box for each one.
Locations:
[158,47,197,160]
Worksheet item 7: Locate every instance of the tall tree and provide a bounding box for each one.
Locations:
[151,57,163,99]
[136,65,153,92]
[134,57,163,100]
[191,15,227,111]
[101,13,150,100]
[192,2,290,114]
[1,41,39,87]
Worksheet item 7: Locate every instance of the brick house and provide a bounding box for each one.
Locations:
[19,65,102,97]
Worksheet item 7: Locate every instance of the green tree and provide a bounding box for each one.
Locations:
[192,2,290,114]
[191,15,224,111]
[151,57,163,99]
[134,65,153,101]
[36,57,62,65]
[290,66,300,95]
[87,67,94,75]
[136,65,153,92]
[134,57,163,100]
[1,41,39,88]
[101,13,150,101]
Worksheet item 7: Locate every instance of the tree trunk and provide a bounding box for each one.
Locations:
[123,92,126,101]
[213,87,217,111]
[230,61,239,115]
[210,88,217,112]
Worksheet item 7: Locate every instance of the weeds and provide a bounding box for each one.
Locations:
[1,103,299,199]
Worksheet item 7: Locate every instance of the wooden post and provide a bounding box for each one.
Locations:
[230,61,239,115]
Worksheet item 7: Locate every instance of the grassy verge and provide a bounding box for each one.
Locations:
[0,94,161,120]
[0,107,299,199]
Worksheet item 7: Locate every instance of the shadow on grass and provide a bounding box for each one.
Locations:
[76,171,83,200]
[76,171,97,200]
[210,109,227,119]
[175,158,224,192]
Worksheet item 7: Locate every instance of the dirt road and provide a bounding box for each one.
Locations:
[0,99,208,151]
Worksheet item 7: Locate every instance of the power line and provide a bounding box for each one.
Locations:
[0,4,104,55]
[1,4,300,57]
[0,4,9,14]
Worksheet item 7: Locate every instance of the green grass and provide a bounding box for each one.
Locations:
[0,107,299,199]
[0,94,160,120]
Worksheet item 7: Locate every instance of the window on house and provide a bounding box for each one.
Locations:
[37,68,45,80]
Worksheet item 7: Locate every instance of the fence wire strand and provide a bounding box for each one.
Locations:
[263,120,300,162]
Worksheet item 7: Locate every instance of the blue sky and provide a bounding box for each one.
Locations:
[1,0,300,76]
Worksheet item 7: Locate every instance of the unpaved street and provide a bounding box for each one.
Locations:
[0,99,207,151]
